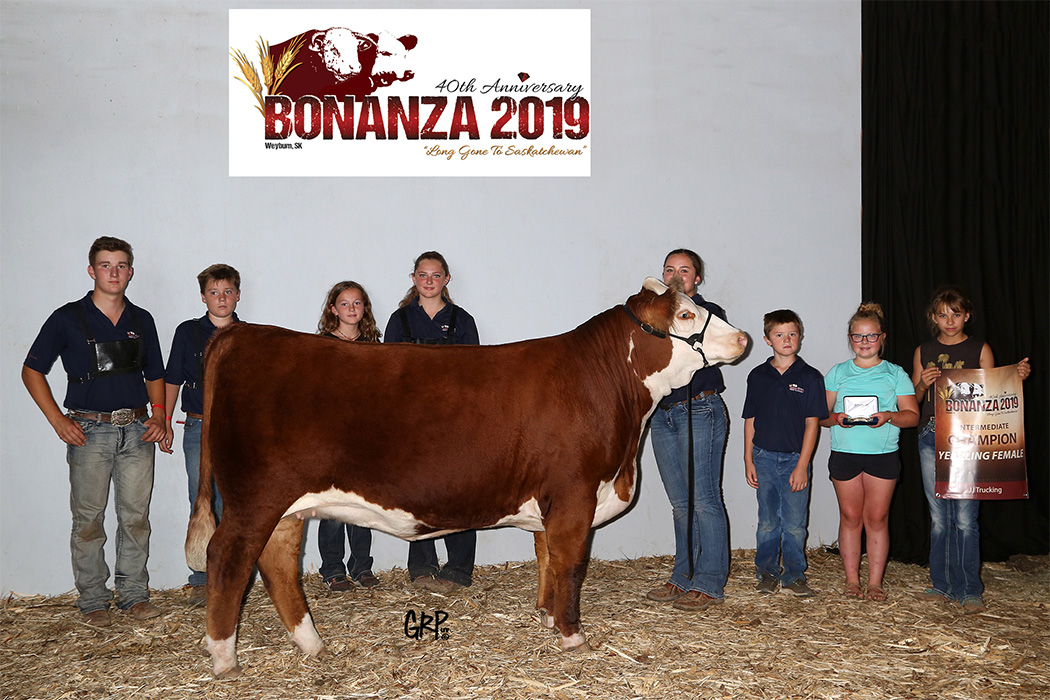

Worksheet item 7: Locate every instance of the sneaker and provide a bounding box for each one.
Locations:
[672,590,724,612]
[962,596,986,614]
[646,582,686,602]
[781,580,816,597]
[324,575,353,592]
[354,571,380,588]
[82,609,112,627]
[755,574,778,594]
[412,574,462,594]
[128,601,162,620]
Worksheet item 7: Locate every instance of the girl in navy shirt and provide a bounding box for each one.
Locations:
[384,251,479,593]
[315,281,382,590]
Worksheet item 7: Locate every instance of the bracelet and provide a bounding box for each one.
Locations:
[165,416,173,421]
[151,403,165,412]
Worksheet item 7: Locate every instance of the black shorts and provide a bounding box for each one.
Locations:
[828,450,901,481]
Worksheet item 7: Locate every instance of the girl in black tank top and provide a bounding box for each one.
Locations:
[910,286,1030,611]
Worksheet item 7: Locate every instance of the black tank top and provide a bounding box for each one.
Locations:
[918,335,983,423]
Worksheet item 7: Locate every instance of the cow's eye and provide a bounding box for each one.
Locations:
[677,310,694,320]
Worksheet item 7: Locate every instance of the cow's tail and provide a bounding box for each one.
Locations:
[184,433,217,571]
[184,327,229,572]
[185,479,216,572]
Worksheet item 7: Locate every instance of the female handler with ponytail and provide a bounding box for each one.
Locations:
[384,251,479,594]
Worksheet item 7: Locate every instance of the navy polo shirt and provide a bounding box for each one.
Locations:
[165,313,241,414]
[742,355,828,453]
[384,300,479,346]
[24,292,165,412]
[662,294,727,404]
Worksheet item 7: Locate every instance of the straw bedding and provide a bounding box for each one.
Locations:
[2,549,1047,700]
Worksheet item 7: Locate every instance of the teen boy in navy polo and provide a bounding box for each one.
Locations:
[742,309,828,597]
[21,237,167,626]
[161,263,242,604]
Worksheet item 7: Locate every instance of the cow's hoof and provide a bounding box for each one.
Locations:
[537,610,555,629]
[558,632,591,652]
[213,664,242,679]
[562,640,593,652]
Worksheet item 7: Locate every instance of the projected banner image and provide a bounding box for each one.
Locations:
[229,9,591,177]
[934,365,1028,500]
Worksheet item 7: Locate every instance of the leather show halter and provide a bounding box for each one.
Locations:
[621,303,714,368]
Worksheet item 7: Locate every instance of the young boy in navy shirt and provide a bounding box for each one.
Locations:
[742,310,828,596]
[162,263,242,604]
[22,237,167,626]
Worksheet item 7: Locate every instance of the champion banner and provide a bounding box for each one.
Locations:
[229,9,590,177]
[934,365,1028,500]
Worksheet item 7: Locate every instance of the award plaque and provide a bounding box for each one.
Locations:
[842,395,879,426]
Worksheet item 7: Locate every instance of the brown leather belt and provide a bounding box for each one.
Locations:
[68,406,147,427]
[186,412,204,420]
[658,389,718,411]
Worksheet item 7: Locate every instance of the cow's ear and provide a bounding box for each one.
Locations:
[629,283,677,334]
[307,30,326,51]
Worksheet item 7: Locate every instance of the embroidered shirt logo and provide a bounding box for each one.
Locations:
[788,384,805,394]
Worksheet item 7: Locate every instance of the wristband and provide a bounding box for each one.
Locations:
[166,416,173,421]
[151,404,165,412]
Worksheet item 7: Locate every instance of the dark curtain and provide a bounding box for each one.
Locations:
[862,1,1049,563]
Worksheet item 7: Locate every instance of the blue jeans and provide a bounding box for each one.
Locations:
[752,447,810,584]
[919,421,982,600]
[318,520,374,581]
[67,415,155,613]
[650,393,729,597]
[408,531,476,587]
[184,417,222,587]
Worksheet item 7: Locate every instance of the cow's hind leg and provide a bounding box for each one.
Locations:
[544,510,594,651]
[205,518,272,678]
[257,516,326,658]
[534,532,555,629]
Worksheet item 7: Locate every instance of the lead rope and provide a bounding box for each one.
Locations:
[687,392,696,581]
[620,303,710,582]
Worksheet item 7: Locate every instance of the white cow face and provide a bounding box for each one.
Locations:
[372,31,416,81]
[642,277,748,366]
[309,28,373,80]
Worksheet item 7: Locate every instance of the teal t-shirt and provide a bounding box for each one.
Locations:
[824,359,914,454]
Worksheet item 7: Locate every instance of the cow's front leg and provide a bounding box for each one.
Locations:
[257,516,326,658]
[543,510,594,651]
[533,531,555,629]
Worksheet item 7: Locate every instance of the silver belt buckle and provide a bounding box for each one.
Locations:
[110,408,135,427]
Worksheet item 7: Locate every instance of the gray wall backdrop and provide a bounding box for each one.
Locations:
[0,0,861,596]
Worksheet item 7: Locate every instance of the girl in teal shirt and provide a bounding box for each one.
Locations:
[821,302,919,602]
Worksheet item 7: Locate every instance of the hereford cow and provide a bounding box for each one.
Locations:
[186,278,748,677]
[269,27,418,100]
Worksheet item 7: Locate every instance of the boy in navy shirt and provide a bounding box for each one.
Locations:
[162,264,241,604]
[22,237,167,626]
[742,310,828,596]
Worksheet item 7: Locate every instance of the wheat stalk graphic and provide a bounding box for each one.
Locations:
[231,34,306,116]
